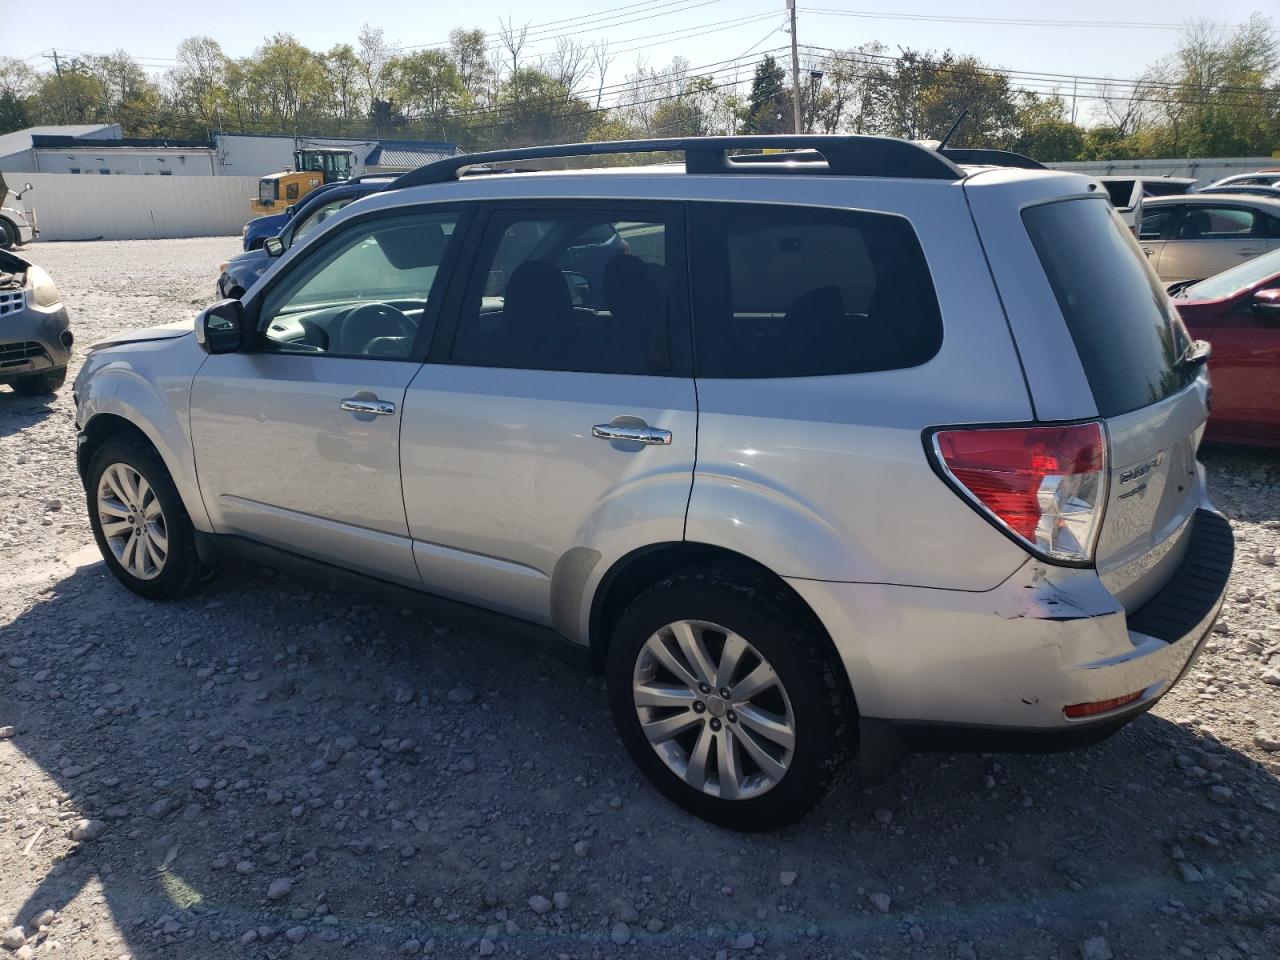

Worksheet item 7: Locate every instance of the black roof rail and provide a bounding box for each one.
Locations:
[390,135,962,189]
[940,148,1045,170]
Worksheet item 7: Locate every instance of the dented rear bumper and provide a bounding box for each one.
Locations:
[787,508,1232,778]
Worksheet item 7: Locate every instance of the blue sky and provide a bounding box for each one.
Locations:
[7,1,1270,102]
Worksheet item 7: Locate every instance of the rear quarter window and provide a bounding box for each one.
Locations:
[688,202,943,378]
[1023,197,1193,418]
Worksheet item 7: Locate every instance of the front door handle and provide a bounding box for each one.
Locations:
[340,397,396,416]
[592,423,671,445]
[1141,247,1154,257]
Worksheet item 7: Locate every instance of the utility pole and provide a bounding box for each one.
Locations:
[1071,76,1079,126]
[787,0,802,133]
[46,49,69,124]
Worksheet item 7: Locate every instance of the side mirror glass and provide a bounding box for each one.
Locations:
[1252,288,1280,321]
[194,299,244,354]
[264,236,285,257]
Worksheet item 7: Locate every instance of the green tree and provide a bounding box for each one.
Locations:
[740,54,790,134]
[1011,93,1085,161]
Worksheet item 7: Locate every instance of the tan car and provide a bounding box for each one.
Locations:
[1139,193,1280,283]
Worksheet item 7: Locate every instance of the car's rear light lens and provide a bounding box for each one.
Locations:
[1064,690,1143,718]
[931,422,1107,564]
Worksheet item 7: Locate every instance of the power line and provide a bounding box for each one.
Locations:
[799,8,1189,30]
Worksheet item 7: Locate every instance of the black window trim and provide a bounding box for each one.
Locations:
[1139,203,1183,241]
[431,198,694,378]
[241,202,475,364]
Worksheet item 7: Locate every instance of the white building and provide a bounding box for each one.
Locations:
[0,124,122,173]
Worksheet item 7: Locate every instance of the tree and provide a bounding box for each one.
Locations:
[169,37,230,134]
[356,24,392,119]
[449,28,491,107]
[0,58,38,134]
[392,50,464,137]
[321,44,362,123]
[1011,93,1084,161]
[741,54,789,133]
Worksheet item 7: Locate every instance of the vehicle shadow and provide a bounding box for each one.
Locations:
[2,559,1278,959]
[0,387,60,438]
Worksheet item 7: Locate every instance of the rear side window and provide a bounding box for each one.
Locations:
[1175,205,1258,240]
[1023,197,1193,418]
[688,202,942,378]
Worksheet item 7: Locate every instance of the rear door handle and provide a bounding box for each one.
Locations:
[592,423,671,445]
[1142,247,1154,257]
[340,397,396,416]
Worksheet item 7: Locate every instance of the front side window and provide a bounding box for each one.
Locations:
[293,197,357,242]
[688,202,942,378]
[1139,207,1176,240]
[257,211,458,360]
[450,208,675,375]
[1175,206,1258,240]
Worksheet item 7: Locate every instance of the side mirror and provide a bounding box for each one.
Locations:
[1252,288,1280,321]
[264,236,285,257]
[194,299,244,354]
[17,182,33,199]
[285,204,297,218]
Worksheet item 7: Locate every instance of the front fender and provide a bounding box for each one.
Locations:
[76,336,212,532]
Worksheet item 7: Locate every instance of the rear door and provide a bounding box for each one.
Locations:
[1158,203,1269,282]
[398,200,697,629]
[1020,196,1207,609]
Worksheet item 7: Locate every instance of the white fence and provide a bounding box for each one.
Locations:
[1046,156,1277,188]
[21,173,258,242]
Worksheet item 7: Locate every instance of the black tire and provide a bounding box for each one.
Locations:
[86,437,207,600]
[11,367,66,395]
[606,566,851,831]
[0,219,15,250]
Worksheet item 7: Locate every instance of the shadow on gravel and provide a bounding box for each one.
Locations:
[0,389,59,438]
[3,560,1279,959]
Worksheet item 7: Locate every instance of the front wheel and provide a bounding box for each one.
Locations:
[606,568,850,831]
[86,438,207,600]
[0,219,15,250]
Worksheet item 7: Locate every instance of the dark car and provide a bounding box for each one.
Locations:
[219,177,396,299]
[1170,246,1280,447]
[0,248,71,395]
[242,210,290,251]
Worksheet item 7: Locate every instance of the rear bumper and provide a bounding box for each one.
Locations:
[788,507,1233,774]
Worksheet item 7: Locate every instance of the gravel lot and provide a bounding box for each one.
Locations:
[2,238,1279,960]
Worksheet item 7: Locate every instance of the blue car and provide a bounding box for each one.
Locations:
[219,177,396,299]
[241,210,290,251]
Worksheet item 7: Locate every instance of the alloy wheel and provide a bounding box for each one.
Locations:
[97,462,168,581]
[632,619,796,801]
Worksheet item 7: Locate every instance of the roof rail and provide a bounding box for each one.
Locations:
[940,148,1045,170]
[391,135,962,189]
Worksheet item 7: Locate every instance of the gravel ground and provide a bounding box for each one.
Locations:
[1,238,1279,960]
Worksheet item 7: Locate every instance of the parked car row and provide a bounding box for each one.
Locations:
[73,135,1236,830]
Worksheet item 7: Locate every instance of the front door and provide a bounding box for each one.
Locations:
[399,201,697,629]
[191,206,464,585]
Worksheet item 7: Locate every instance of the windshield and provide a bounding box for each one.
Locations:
[1184,246,1280,301]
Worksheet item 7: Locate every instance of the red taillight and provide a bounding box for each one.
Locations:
[932,423,1107,564]
[1064,690,1143,718]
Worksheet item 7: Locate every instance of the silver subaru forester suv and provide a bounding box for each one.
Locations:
[74,136,1233,831]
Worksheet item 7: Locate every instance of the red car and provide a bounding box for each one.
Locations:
[1170,247,1280,447]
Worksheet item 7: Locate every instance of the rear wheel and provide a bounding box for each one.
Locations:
[606,567,849,831]
[11,367,66,395]
[86,438,207,600]
[0,219,16,250]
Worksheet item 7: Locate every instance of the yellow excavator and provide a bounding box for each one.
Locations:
[250,148,354,216]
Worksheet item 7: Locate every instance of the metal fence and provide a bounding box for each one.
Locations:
[19,173,258,241]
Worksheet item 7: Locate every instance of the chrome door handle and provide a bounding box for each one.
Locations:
[340,397,396,416]
[1141,247,1154,257]
[592,423,671,445]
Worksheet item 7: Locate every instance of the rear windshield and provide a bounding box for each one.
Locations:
[1023,197,1194,418]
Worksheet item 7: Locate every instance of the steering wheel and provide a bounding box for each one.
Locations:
[333,302,415,356]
